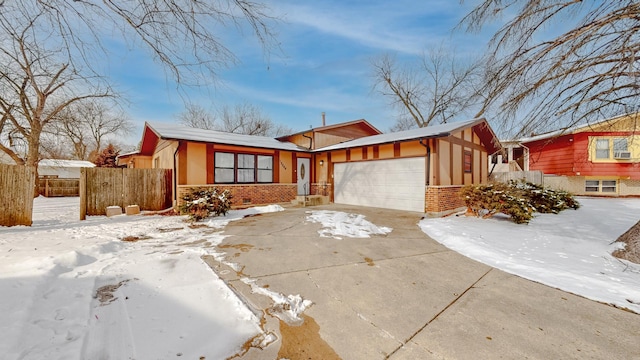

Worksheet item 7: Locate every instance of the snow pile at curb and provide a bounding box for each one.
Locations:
[241,278,313,325]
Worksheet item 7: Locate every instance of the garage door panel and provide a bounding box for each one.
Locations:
[334,158,425,212]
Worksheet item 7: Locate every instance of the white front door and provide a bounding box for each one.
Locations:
[297,158,310,195]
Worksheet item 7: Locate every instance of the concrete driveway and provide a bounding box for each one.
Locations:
[206,204,640,359]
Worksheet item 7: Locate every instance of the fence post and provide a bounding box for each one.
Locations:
[79,168,86,220]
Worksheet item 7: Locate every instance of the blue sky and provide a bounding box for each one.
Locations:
[108,1,491,145]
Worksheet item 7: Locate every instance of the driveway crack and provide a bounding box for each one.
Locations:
[385,268,494,359]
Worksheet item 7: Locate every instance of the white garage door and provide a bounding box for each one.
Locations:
[334,157,425,212]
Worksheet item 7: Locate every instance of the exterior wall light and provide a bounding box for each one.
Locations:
[319,160,324,166]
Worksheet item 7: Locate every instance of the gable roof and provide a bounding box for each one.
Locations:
[139,122,308,155]
[520,112,640,144]
[277,119,381,141]
[315,118,501,154]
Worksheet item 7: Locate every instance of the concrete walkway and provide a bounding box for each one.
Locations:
[207,204,640,359]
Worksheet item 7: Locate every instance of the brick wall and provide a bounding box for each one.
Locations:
[177,184,297,207]
[310,182,332,198]
[425,185,466,214]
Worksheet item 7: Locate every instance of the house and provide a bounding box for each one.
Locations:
[120,118,501,215]
[38,159,96,178]
[519,113,640,196]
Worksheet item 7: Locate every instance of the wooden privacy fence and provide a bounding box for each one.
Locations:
[0,164,35,226]
[490,170,544,185]
[80,168,172,219]
[39,177,80,197]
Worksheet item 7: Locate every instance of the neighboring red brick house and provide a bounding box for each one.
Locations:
[119,118,501,215]
[520,113,640,196]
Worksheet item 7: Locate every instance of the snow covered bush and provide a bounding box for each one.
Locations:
[460,181,579,224]
[460,182,534,224]
[180,187,233,222]
[510,180,580,213]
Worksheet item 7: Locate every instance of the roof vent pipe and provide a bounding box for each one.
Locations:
[321,112,326,127]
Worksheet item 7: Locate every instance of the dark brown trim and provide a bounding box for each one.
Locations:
[362,147,368,160]
[445,135,485,152]
[206,144,214,184]
[273,150,280,183]
[433,139,440,186]
[292,153,297,184]
[449,141,454,184]
[373,145,379,159]
[346,148,351,161]
[394,143,401,157]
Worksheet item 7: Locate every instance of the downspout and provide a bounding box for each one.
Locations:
[419,138,431,186]
[173,141,181,206]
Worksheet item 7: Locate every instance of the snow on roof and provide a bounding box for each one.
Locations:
[146,122,308,151]
[39,159,96,168]
[519,112,640,143]
[315,118,485,151]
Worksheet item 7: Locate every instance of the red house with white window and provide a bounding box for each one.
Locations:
[520,113,640,196]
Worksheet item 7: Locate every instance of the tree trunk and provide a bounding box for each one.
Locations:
[612,220,640,265]
[27,128,42,198]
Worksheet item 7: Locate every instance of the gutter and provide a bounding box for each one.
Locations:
[302,133,313,150]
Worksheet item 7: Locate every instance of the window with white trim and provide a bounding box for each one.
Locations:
[595,139,610,159]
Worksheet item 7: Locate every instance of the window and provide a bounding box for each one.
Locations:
[214,152,273,184]
[602,180,617,193]
[237,154,255,183]
[613,138,628,152]
[585,180,600,192]
[257,155,273,183]
[464,150,472,173]
[214,152,234,183]
[595,139,610,159]
[585,180,617,193]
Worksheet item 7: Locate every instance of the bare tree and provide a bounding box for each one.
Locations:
[461,0,640,137]
[372,48,483,131]
[52,100,133,160]
[178,102,293,137]
[0,8,113,195]
[178,103,217,130]
[0,1,277,198]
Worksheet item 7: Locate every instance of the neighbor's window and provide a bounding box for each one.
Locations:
[585,180,600,192]
[602,180,617,193]
[595,139,610,159]
[613,138,628,152]
[585,180,617,193]
[464,150,472,173]
[237,154,255,183]
[257,155,273,183]
[214,152,235,183]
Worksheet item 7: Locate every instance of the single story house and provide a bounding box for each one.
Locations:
[119,118,501,215]
[38,159,96,178]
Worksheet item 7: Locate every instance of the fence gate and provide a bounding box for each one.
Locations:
[80,168,172,219]
[0,164,35,226]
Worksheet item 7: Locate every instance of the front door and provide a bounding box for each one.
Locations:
[297,158,310,195]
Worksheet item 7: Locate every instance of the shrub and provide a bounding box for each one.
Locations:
[460,182,534,224]
[180,187,233,222]
[460,181,579,224]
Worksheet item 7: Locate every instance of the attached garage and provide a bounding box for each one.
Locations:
[333,157,426,212]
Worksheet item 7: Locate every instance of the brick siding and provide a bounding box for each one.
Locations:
[425,185,466,214]
[177,184,297,207]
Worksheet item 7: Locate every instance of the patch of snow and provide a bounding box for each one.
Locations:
[419,197,640,313]
[0,197,287,359]
[241,278,312,325]
[306,210,392,239]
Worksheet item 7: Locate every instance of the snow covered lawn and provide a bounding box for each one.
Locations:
[419,197,640,313]
[0,197,284,359]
